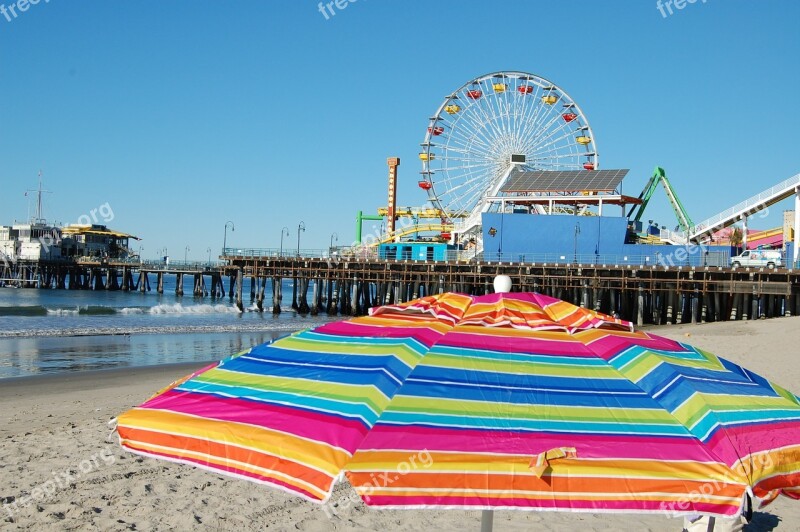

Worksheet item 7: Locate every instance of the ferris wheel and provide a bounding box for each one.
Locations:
[419,71,599,220]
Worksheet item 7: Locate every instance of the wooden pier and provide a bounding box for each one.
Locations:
[2,255,799,325]
[222,254,800,326]
[0,259,236,302]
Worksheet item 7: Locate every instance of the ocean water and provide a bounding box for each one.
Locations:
[0,278,336,378]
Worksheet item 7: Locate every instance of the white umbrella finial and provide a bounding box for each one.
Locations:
[493,275,512,294]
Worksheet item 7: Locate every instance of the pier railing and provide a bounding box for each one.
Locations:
[474,251,731,268]
[222,248,329,258]
[222,248,732,268]
[91,258,228,271]
[223,248,341,259]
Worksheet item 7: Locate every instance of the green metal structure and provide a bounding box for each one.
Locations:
[627,166,695,232]
[355,210,385,243]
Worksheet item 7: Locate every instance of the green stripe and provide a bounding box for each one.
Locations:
[386,396,681,425]
[196,369,391,413]
[676,393,800,427]
[433,345,607,366]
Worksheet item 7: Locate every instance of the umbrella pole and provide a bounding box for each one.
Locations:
[480,510,493,532]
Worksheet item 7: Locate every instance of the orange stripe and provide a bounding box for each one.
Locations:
[121,426,334,494]
[346,470,746,499]
[753,471,800,500]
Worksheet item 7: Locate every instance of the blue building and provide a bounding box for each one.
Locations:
[481,213,731,266]
[378,242,451,261]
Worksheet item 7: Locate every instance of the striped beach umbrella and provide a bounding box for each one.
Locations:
[117,287,800,523]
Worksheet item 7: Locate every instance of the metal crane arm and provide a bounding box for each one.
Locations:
[627,167,694,232]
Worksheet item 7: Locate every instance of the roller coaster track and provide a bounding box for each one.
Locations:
[688,172,800,243]
[365,223,453,247]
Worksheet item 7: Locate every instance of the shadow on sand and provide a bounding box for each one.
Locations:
[745,512,781,531]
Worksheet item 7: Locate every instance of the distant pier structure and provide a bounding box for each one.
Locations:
[0,257,237,304]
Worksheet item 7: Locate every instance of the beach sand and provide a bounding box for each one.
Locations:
[2,318,800,531]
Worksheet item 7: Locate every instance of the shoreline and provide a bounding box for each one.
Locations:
[0,327,310,380]
[0,360,214,392]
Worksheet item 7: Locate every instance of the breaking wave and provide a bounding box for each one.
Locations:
[0,303,244,318]
[122,303,241,315]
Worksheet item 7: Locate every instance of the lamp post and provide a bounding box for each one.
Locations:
[184,245,190,263]
[330,232,338,254]
[280,227,289,257]
[297,221,305,257]
[138,245,144,263]
[223,221,235,256]
[573,222,581,265]
[206,247,212,265]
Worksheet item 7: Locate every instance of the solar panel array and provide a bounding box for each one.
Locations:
[500,169,629,193]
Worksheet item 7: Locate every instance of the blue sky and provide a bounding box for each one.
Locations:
[1,0,798,259]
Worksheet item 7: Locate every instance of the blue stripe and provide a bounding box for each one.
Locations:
[640,362,760,390]
[222,358,403,395]
[648,380,781,413]
[394,381,659,409]
[408,365,643,393]
[607,345,645,369]
[177,380,380,425]
[238,346,415,382]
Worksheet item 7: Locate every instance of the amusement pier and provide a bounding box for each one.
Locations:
[3,71,800,327]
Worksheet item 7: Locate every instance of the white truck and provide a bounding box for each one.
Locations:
[730,249,782,269]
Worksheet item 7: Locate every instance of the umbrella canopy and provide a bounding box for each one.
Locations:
[117,291,800,518]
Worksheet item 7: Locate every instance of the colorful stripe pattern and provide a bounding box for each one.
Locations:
[118,292,800,517]
[118,312,450,502]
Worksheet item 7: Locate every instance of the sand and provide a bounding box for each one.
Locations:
[2,318,800,531]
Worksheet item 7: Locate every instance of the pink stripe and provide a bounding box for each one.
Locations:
[585,332,687,360]
[440,331,596,357]
[362,495,739,515]
[705,421,800,465]
[358,425,720,461]
[141,390,369,450]
[314,321,444,347]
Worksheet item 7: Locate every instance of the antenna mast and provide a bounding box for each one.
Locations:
[26,170,51,224]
